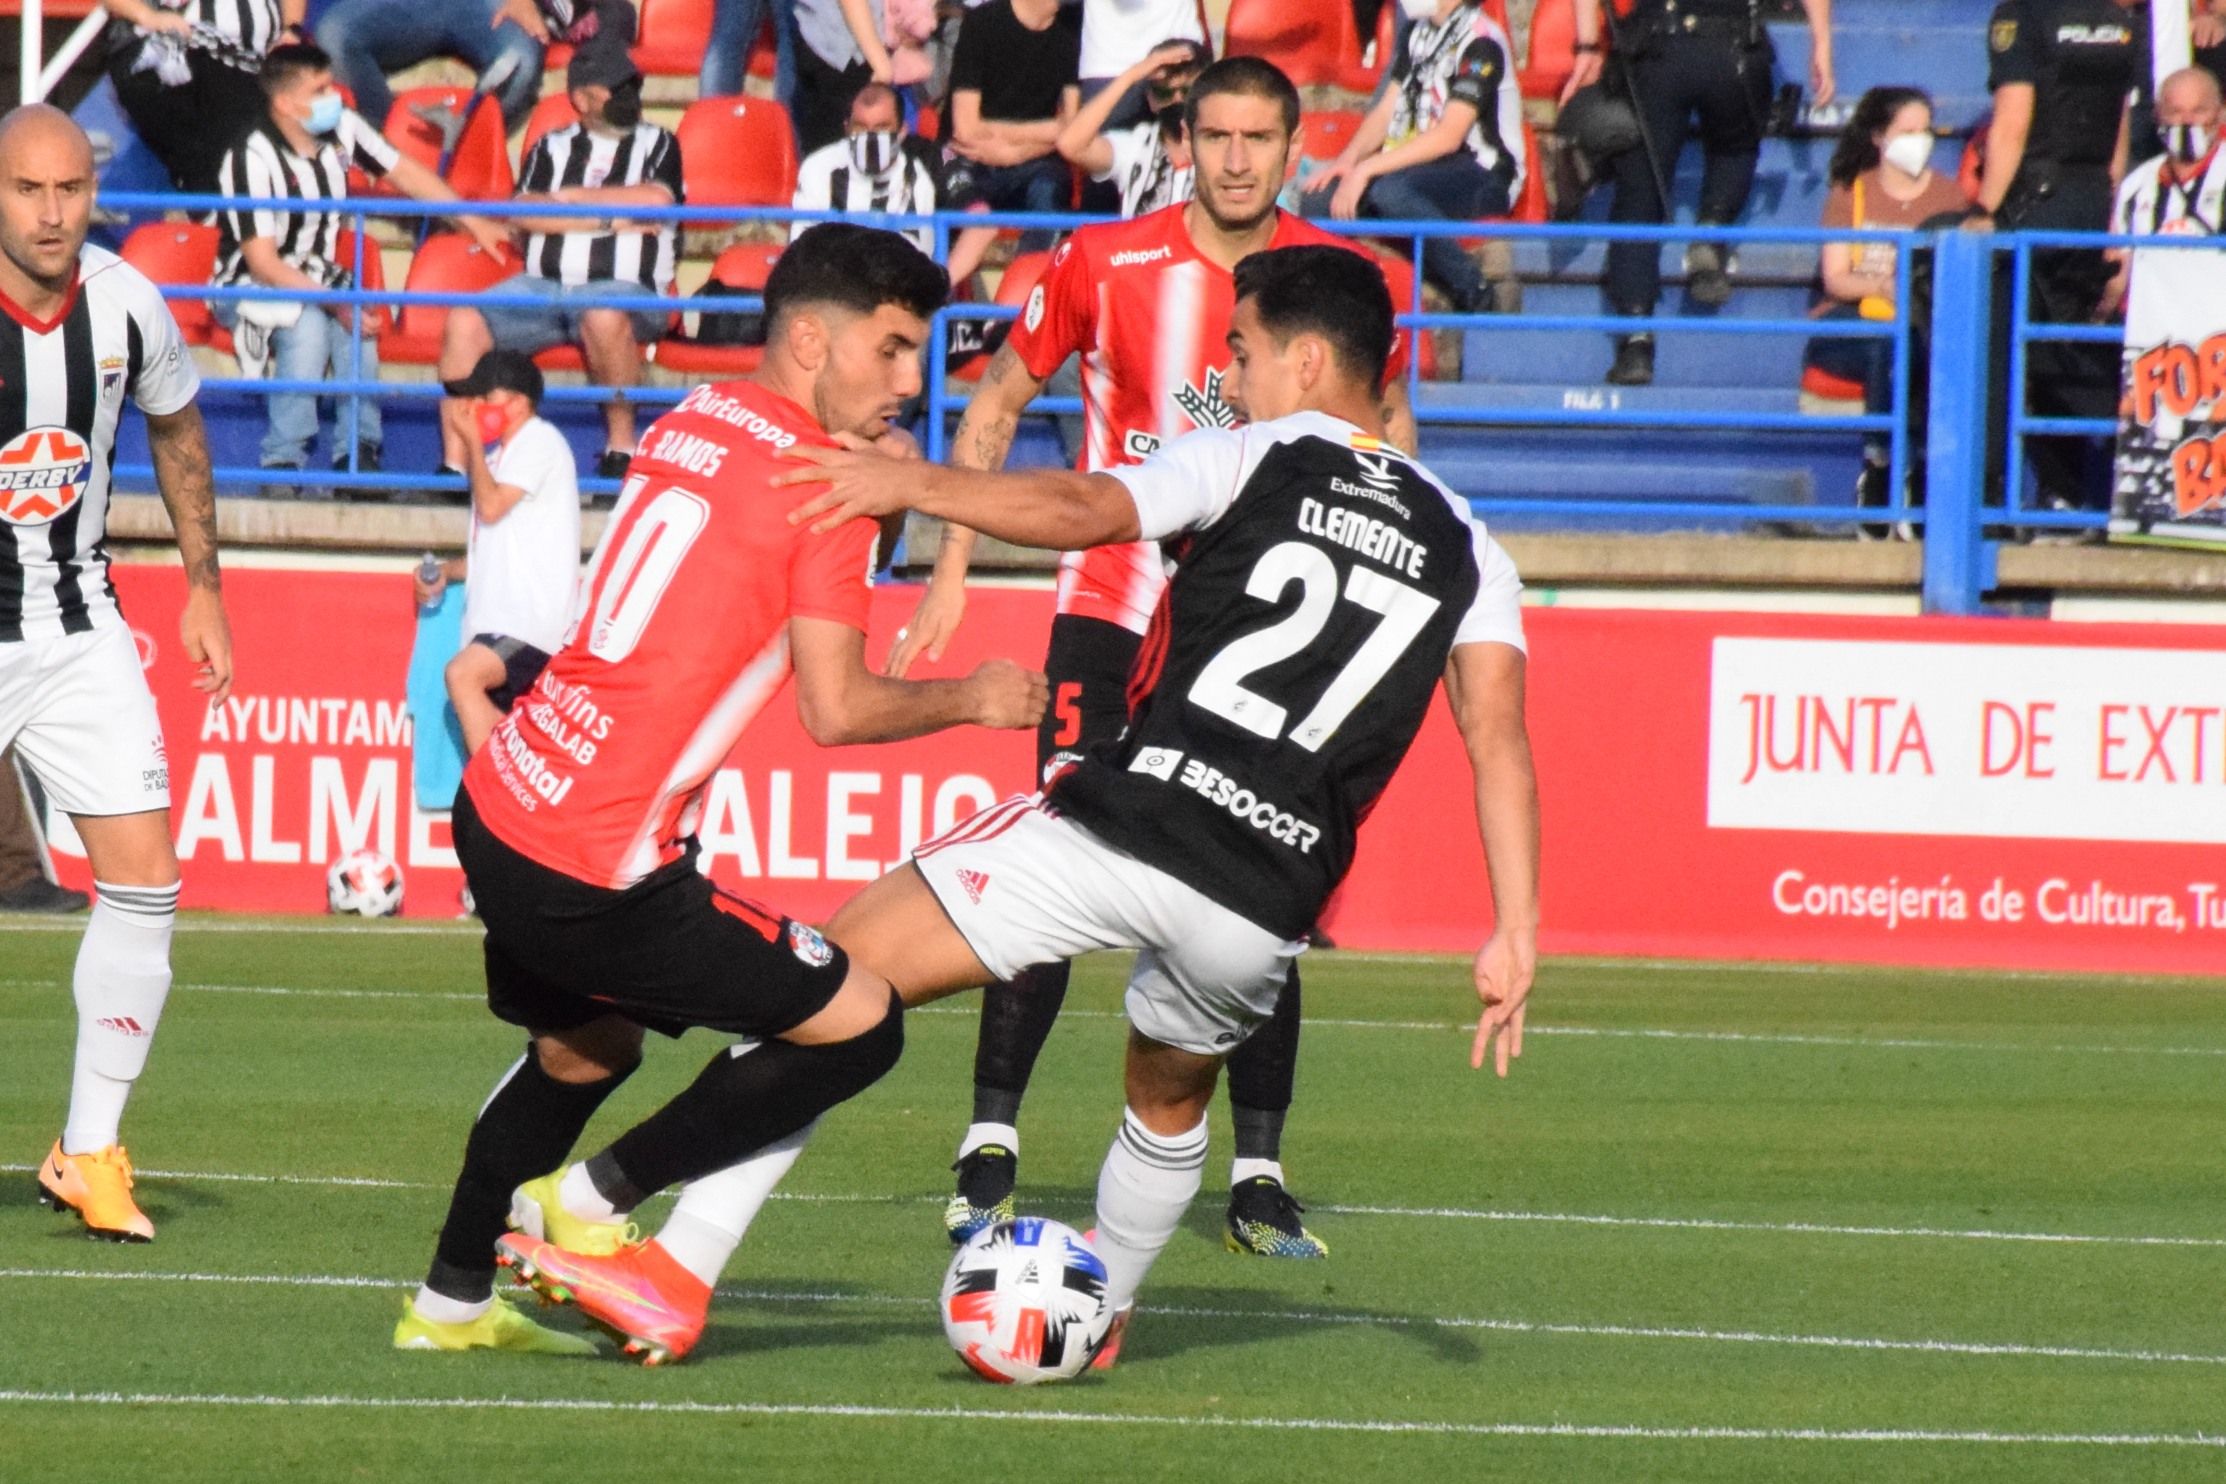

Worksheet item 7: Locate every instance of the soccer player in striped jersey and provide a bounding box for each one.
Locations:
[892,55,1420,1260]
[0,106,234,1243]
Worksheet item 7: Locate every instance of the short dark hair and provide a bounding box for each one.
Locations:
[1184,55,1299,138]
[764,223,950,338]
[1232,245,1394,391]
[260,42,333,98]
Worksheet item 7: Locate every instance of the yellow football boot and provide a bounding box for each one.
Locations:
[392,1293,600,1356]
[509,1170,634,1256]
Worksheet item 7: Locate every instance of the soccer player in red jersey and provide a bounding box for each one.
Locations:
[891,57,1423,1256]
[395,224,1047,1357]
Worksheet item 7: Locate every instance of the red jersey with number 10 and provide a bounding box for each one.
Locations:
[462,381,876,889]
[1005,204,1413,635]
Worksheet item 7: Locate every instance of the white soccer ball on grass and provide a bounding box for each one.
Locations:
[325,850,404,918]
[940,1217,1113,1383]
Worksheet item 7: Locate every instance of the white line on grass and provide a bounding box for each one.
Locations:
[0,1388,2217,1449]
[4,1267,2222,1370]
[5,1161,2220,1249]
[10,979,2226,1061]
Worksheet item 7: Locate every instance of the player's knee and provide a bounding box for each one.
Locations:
[810,990,906,1098]
[534,1019,644,1083]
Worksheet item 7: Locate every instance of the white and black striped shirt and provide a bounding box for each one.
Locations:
[0,247,199,643]
[133,0,286,52]
[518,123,684,294]
[2114,147,2226,239]
[791,135,947,253]
[213,110,400,290]
[1094,121,1192,219]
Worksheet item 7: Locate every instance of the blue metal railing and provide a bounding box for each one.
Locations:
[100,191,2205,613]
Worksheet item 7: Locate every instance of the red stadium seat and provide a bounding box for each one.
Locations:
[655,242,782,375]
[1224,0,1354,90]
[952,250,1052,384]
[1296,109,1363,168]
[634,0,717,77]
[521,93,582,161]
[331,229,391,338]
[1801,363,1868,402]
[382,232,517,364]
[677,96,800,222]
[377,86,516,202]
[914,102,941,142]
[117,222,225,350]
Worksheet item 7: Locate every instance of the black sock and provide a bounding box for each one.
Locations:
[603,993,905,1198]
[969,960,1070,1126]
[425,1045,635,1303]
[1227,962,1302,1164]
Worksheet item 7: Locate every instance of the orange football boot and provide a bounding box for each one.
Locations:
[496,1232,711,1365]
[36,1141,153,1242]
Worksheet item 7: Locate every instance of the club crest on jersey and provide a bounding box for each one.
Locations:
[99,355,126,400]
[0,426,92,525]
[788,920,835,968]
[1172,366,1238,433]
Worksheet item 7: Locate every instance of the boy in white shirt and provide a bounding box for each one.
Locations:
[415,350,583,753]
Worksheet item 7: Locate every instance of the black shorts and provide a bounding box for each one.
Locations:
[452,790,850,1040]
[1036,613,1142,775]
[470,633,554,714]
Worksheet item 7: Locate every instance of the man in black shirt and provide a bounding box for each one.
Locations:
[493,245,1539,1369]
[944,0,1081,251]
[1975,0,2144,514]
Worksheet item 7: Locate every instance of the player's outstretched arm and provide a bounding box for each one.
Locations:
[790,615,1046,746]
[781,448,1139,557]
[147,402,233,702]
[1445,640,1539,1077]
[888,343,1052,678]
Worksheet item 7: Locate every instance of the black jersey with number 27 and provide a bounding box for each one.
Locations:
[1047,411,1527,941]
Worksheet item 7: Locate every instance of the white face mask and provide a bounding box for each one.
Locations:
[1880,131,1933,179]
[2167,123,2218,164]
[1398,0,1440,22]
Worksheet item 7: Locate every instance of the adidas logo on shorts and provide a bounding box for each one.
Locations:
[957,869,991,904]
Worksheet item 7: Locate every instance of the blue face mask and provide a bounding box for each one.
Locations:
[304,90,344,136]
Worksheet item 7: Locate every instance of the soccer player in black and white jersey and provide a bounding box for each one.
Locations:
[496,245,1537,1368]
[436,37,683,484]
[0,106,235,1243]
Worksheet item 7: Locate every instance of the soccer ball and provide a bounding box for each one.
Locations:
[940,1217,1112,1384]
[325,850,404,918]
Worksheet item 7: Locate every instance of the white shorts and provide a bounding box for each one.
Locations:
[913,795,1304,1057]
[0,623,171,817]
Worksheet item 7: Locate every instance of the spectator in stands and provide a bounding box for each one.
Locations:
[2201,1,2226,82]
[314,0,631,136]
[794,82,998,285]
[792,0,902,156]
[106,0,306,198]
[1570,0,1837,388]
[0,750,87,914]
[1976,0,2143,515]
[436,38,683,484]
[1806,86,1968,534]
[1301,0,1524,316]
[416,351,582,754]
[1057,38,1203,218]
[705,0,798,102]
[1077,0,1209,132]
[213,43,508,496]
[2103,67,2224,316]
[943,0,1081,250]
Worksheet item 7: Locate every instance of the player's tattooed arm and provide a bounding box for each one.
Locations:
[886,342,1052,679]
[147,402,235,700]
[1445,641,1539,1078]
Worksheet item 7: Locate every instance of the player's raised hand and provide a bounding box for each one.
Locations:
[1470,929,1534,1078]
[778,443,913,534]
[181,588,234,703]
[965,658,1048,730]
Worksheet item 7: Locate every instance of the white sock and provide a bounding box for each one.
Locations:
[656,1120,818,1288]
[1093,1108,1207,1315]
[63,881,177,1155]
[1231,1157,1284,1188]
[957,1121,1019,1162]
[411,1285,492,1325]
[558,1159,624,1224]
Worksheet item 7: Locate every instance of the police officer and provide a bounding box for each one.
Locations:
[1975,0,2143,512]
[1568,0,1835,386]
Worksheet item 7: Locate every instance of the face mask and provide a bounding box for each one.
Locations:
[1398,0,1439,21]
[2167,123,2218,164]
[475,403,513,447]
[1880,131,1933,178]
[601,76,643,131]
[304,90,344,136]
[847,128,901,178]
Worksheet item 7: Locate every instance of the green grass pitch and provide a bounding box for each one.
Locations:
[3,918,2225,1481]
